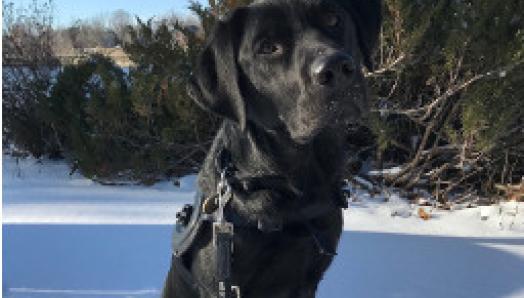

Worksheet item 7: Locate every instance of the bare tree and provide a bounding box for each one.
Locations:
[2,0,62,155]
[109,9,133,45]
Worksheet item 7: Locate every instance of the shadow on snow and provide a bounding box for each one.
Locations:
[318,231,524,298]
[3,226,524,298]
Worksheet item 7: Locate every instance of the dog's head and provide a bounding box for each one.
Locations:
[188,0,382,144]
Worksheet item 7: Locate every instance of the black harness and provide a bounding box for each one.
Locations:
[171,149,350,298]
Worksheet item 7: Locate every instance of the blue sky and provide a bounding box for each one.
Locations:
[10,0,206,27]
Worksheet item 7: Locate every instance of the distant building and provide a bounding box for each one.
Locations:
[56,47,134,68]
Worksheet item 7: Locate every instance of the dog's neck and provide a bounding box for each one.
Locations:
[225,120,347,190]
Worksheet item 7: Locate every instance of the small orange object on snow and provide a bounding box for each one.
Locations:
[418,208,431,220]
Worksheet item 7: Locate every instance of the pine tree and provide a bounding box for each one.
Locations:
[42,55,134,178]
[369,0,524,196]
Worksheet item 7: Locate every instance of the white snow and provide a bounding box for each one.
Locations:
[344,189,523,238]
[7,288,159,296]
[2,155,524,298]
[367,166,403,176]
[2,156,194,225]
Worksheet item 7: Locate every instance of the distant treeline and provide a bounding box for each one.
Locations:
[3,1,199,59]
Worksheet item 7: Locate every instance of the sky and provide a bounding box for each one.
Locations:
[9,0,206,27]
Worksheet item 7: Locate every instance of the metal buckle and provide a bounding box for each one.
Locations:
[231,285,241,298]
[216,170,232,223]
[213,168,234,248]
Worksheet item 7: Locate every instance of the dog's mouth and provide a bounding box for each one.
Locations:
[286,113,326,144]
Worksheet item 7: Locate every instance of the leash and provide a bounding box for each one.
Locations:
[213,153,240,298]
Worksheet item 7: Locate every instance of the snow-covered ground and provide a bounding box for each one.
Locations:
[2,155,524,298]
[2,156,195,225]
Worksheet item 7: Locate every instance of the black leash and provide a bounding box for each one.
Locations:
[212,149,239,298]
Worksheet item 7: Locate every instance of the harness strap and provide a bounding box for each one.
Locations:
[173,193,214,258]
[171,147,347,296]
[172,255,215,297]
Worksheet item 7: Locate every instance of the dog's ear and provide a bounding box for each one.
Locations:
[338,0,382,70]
[187,8,248,130]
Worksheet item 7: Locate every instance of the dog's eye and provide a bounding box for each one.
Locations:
[323,12,341,28]
[258,40,284,56]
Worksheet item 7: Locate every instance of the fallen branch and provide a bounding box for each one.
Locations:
[365,54,406,77]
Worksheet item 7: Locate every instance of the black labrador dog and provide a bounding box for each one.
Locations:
[163,0,381,297]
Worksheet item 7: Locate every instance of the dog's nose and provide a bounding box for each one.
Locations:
[311,53,355,86]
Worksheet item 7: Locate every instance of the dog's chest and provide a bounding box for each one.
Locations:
[193,228,329,297]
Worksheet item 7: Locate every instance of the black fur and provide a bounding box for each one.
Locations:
[164,1,382,297]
